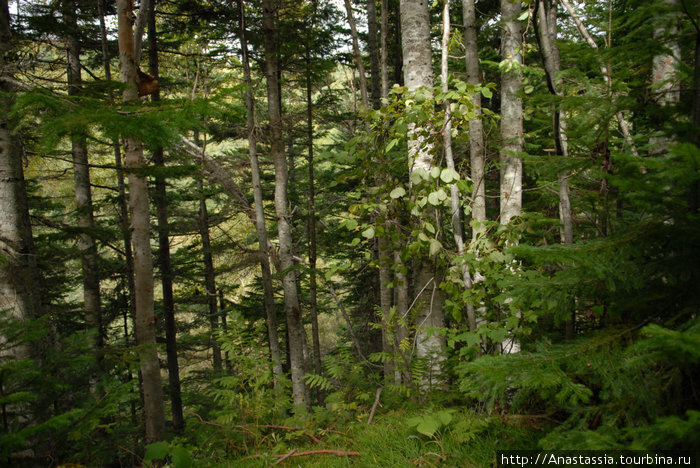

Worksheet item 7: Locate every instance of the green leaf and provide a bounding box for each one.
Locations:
[429,239,442,256]
[437,410,454,426]
[386,138,399,152]
[144,441,170,463]
[362,226,375,239]
[390,187,406,199]
[350,237,361,246]
[171,446,193,468]
[344,218,358,230]
[440,168,460,184]
[481,87,493,99]
[416,416,440,437]
[518,10,529,21]
[430,166,441,179]
[424,221,435,234]
[411,168,429,185]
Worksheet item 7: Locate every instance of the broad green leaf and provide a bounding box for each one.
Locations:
[171,446,193,468]
[144,441,170,463]
[390,187,406,199]
[411,168,429,184]
[424,221,435,234]
[481,87,493,99]
[362,226,375,239]
[437,410,454,425]
[430,166,441,179]
[344,218,358,230]
[440,168,460,184]
[416,416,440,437]
[350,237,360,246]
[429,239,442,256]
[386,138,399,152]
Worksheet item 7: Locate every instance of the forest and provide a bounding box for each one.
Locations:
[1,0,699,465]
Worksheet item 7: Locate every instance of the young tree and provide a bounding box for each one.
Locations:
[400,0,446,381]
[462,0,486,236]
[237,0,284,387]
[499,0,523,225]
[116,0,165,443]
[262,0,309,409]
[64,0,103,350]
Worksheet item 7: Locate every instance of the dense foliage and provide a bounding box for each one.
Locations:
[0,0,698,466]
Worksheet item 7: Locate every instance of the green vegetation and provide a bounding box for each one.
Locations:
[1,0,699,466]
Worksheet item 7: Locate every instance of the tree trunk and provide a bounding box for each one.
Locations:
[345,0,370,109]
[499,0,523,225]
[559,0,639,157]
[535,0,574,337]
[442,0,477,332]
[462,0,486,234]
[147,0,183,432]
[237,0,284,387]
[116,0,165,443]
[197,179,223,372]
[0,0,42,359]
[367,0,381,108]
[64,1,102,350]
[400,0,446,382]
[305,45,323,384]
[380,0,389,98]
[650,0,681,153]
[262,0,308,410]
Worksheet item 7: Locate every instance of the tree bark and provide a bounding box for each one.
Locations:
[262,0,308,410]
[462,0,486,234]
[442,0,477,332]
[305,41,323,384]
[400,0,446,383]
[380,0,389,98]
[237,0,284,387]
[64,0,102,350]
[147,0,184,433]
[197,179,223,372]
[0,0,42,360]
[116,0,165,443]
[499,0,523,225]
[367,0,381,108]
[345,0,370,109]
[559,0,639,157]
[650,0,681,154]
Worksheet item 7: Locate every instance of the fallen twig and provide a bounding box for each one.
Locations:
[273,449,297,465]
[183,409,321,443]
[367,387,383,425]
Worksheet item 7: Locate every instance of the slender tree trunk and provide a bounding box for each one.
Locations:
[499,0,523,225]
[147,0,183,432]
[262,0,308,410]
[559,0,639,157]
[535,0,574,337]
[380,0,389,98]
[64,1,102,350]
[442,0,477,332]
[237,0,284,386]
[345,0,370,109]
[197,179,223,372]
[116,0,165,443]
[690,25,700,213]
[0,1,42,359]
[462,0,486,234]
[367,0,381,108]
[650,0,681,153]
[305,46,323,383]
[400,0,446,382]
[393,250,410,383]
